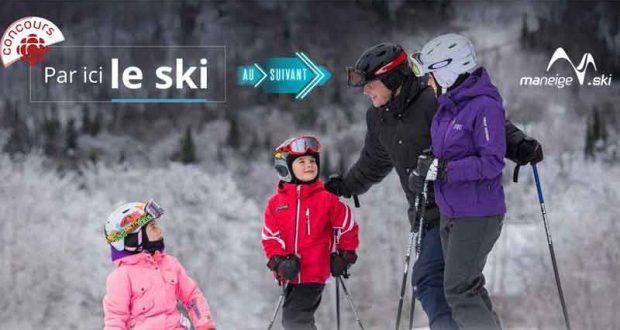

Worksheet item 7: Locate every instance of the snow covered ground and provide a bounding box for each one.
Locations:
[1,151,618,329]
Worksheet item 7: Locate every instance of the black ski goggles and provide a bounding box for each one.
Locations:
[346,67,370,87]
[346,50,408,87]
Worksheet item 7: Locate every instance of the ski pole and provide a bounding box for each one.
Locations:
[332,227,342,330]
[353,194,360,208]
[409,181,428,330]
[408,286,416,330]
[338,276,365,330]
[395,203,416,330]
[267,281,288,330]
[532,164,571,330]
[336,277,341,330]
[395,181,428,330]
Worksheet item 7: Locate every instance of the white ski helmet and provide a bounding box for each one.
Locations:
[274,135,321,183]
[104,200,164,252]
[410,33,477,93]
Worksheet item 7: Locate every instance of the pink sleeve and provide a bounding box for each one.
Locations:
[175,260,216,329]
[103,269,130,330]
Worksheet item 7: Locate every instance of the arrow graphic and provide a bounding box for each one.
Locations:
[296,52,323,99]
[253,63,267,87]
[237,52,331,100]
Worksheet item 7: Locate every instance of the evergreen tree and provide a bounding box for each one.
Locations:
[89,150,98,164]
[520,13,530,49]
[227,117,241,148]
[180,126,197,164]
[65,118,78,154]
[585,107,608,159]
[81,107,91,134]
[91,111,103,136]
[2,104,32,155]
[42,109,62,156]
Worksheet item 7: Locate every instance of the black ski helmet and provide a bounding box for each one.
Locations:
[347,42,411,91]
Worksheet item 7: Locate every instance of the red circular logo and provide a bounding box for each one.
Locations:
[16,33,49,66]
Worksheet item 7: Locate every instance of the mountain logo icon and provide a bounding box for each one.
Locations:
[546,47,597,85]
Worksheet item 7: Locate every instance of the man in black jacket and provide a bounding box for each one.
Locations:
[325,42,543,329]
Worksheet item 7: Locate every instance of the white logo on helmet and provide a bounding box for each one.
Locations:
[374,52,406,75]
[427,59,453,70]
[375,60,396,75]
[417,34,477,89]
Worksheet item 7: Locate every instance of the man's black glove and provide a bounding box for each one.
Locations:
[330,250,357,277]
[267,254,301,280]
[515,137,543,165]
[408,155,447,195]
[408,170,425,196]
[325,174,352,198]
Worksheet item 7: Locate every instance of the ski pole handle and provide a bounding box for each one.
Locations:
[353,194,360,208]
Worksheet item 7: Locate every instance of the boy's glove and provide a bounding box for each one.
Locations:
[325,174,352,198]
[268,254,300,280]
[267,255,285,271]
[330,250,357,277]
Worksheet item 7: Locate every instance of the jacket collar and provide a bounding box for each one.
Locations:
[437,67,501,114]
[277,179,325,198]
[115,250,166,267]
[376,75,423,115]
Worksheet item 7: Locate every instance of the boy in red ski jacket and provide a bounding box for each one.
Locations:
[262,135,360,330]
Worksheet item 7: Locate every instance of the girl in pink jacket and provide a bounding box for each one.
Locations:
[103,200,216,330]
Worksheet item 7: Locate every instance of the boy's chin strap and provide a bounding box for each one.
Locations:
[291,174,319,185]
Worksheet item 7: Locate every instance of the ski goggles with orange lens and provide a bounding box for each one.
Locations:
[275,135,321,155]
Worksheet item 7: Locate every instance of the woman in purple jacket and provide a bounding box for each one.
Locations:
[409,33,506,330]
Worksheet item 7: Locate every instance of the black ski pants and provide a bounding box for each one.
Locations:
[440,214,504,330]
[282,283,325,330]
